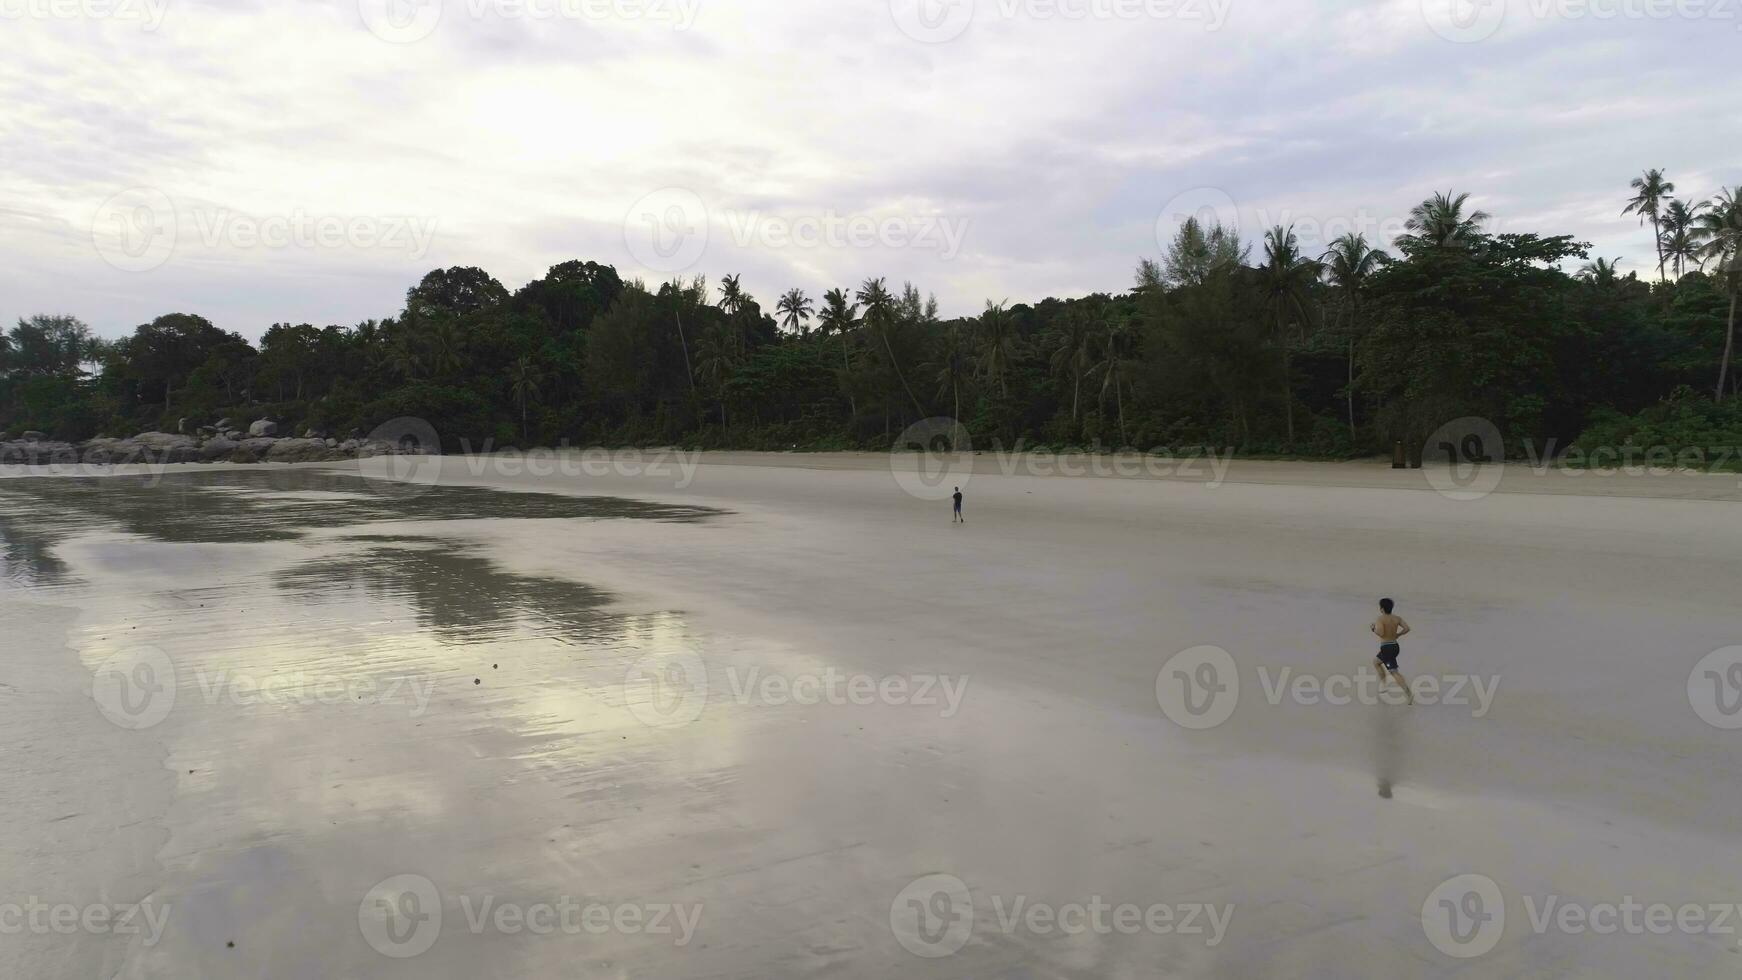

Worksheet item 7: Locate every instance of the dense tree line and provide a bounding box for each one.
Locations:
[5,181,1740,460]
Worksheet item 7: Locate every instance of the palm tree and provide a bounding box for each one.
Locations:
[1695,188,1742,401]
[425,319,464,379]
[666,275,703,398]
[1402,190,1490,249]
[1577,257,1624,288]
[1320,233,1387,439]
[776,288,813,335]
[1262,225,1322,447]
[818,287,859,419]
[977,300,1016,398]
[930,322,970,433]
[1623,169,1675,281]
[1661,199,1708,278]
[856,277,926,418]
[694,321,738,432]
[718,274,747,317]
[509,356,542,444]
[1093,315,1136,448]
[1050,309,1096,427]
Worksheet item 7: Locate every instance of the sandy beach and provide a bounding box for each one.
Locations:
[3,452,1740,978]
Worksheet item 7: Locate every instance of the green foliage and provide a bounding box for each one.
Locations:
[1571,390,1742,468]
[9,183,1741,460]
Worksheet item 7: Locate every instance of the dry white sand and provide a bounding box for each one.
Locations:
[4,453,1740,977]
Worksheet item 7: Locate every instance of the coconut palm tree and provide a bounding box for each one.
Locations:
[1320,233,1387,438]
[1661,199,1708,278]
[509,355,542,444]
[1093,315,1136,448]
[930,322,970,432]
[856,277,926,417]
[977,300,1016,398]
[1050,308,1096,426]
[1577,257,1624,288]
[818,287,859,418]
[1695,188,1742,401]
[776,288,813,335]
[694,320,739,432]
[1262,225,1322,447]
[1623,169,1675,281]
[718,274,747,317]
[1402,190,1490,249]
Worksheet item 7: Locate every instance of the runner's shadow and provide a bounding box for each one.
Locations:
[1372,676,1407,799]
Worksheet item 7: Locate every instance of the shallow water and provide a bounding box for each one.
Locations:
[5,461,1741,978]
[0,470,736,978]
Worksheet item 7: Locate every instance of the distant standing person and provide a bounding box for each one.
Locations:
[953,486,965,524]
[1371,598,1414,705]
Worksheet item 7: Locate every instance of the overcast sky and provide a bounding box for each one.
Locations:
[2,0,1736,341]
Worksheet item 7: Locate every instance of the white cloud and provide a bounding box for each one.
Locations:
[0,0,1735,338]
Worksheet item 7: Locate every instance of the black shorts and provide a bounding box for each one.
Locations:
[1378,644,1401,671]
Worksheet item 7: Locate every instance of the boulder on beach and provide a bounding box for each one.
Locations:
[135,432,197,453]
[0,439,78,465]
[21,431,47,443]
[249,419,279,438]
[200,437,240,461]
[232,437,280,463]
[266,438,340,463]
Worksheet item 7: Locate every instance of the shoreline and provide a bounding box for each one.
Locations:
[8,447,1740,502]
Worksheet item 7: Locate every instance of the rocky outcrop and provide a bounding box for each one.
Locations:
[249,419,279,438]
[0,430,426,468]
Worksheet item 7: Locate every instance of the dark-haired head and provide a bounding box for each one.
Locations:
[1380,598,1395,614]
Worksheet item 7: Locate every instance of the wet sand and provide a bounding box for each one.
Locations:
[3,454,1740,977]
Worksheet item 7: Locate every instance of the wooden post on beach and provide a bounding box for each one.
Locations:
[1392,441,1406,469]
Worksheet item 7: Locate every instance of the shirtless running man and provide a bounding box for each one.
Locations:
[1371,598,1414,706]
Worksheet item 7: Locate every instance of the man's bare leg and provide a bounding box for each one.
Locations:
[1379,663,1415,705]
